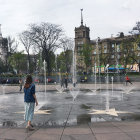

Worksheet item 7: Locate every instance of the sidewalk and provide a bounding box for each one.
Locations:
[1,82,140,94]
[0,121,140,140]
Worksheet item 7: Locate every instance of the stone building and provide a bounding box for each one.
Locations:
[75,11,140,73]
[74,9,90,72]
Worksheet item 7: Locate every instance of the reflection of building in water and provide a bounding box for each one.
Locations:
[75,10,140,73]
[0,24,8,63]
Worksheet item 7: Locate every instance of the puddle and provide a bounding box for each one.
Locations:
[2,121,17,127]
[121,114,140,121]
[80,104,91,109]
[65,97,72,99]
[77,114,91,124]
[40,106,54,110]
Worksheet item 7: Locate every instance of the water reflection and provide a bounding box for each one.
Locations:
[77,114,91,124]
[2,121,17,127]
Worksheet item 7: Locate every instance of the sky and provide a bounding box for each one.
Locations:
[0,0,140,51]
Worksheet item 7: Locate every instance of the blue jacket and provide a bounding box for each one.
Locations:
[24,83,35,103]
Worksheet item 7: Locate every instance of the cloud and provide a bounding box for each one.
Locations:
[0,0,140,40]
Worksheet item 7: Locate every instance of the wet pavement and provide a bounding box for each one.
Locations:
[0,83,140,139]
[0,83,140,127]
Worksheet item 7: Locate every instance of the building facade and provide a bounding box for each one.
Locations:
[74,10,90,72]
[75,12,140,73]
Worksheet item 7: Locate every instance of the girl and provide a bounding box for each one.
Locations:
[24,75,38,130]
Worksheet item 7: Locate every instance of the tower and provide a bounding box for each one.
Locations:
[75,9,90,71]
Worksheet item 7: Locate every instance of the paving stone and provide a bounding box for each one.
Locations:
[113,122,140,132]
[36,128,63,135]
[90,122,122,133]
[0,128,29,140]
[95,132,133,140]
[63,127,91,135]
[61,134,96,140]
[0,128,9,135]
[127,132,140,140]
[27,133,61,140]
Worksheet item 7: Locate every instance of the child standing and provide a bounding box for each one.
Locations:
[24,75,38,131]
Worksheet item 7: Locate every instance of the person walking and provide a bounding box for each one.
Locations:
[60,77,64,88]
[19,79,23,91]
[24,75,38,131]
[125,75,132,86]
[64,77,68,89]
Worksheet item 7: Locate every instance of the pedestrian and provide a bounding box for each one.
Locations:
[64,77,68,89]
[24,75,38,131]
[125,75,132,86]
[19,79,23,91]
[60,77,64,88]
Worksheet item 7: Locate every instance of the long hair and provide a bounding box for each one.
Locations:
[24,75,32,89]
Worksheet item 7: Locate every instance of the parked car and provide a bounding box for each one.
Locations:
[47,78,55,83]
[80,76,88,82]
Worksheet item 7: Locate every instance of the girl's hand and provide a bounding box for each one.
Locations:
[36,101,38,106]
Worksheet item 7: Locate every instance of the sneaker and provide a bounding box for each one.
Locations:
[30,124,34,127]
[26,125,35,131]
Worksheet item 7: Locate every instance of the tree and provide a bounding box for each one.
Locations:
[80,44,92,73]
[6,36,18,71]
[129,21,140,35]
[120,38,135,69]
[60,37,73,73]
[27,22,63,75]
[129,22,140,72]
[130,35,140,72]
[7,36,17,54]
[8,51,27,74]
[19,31,33,73]
[0,58,7,73]
[56,50,73,73]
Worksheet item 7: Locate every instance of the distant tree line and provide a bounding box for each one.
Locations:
[0,22,74,75]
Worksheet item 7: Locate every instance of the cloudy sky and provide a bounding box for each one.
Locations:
[0,0,140,41]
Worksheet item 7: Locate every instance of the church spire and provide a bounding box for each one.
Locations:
[80,9,83,26]
[0,24,2,37]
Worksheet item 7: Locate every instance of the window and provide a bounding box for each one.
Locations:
[137,53,140,56]
[78,41,83,45]
[77,46,82,51]
[112,44,114,48]
[77,52,81,56]
[93,51,96,54]
[117,55,120,59]
[111,55,114,58]
[117,45,120,52]
[83,31,85,37]
[104,45,107,53]
[104,45,107,49]
[87,32,89,38]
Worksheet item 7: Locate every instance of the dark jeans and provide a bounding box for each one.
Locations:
[19,85,22,91]
[126,80,132,85]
